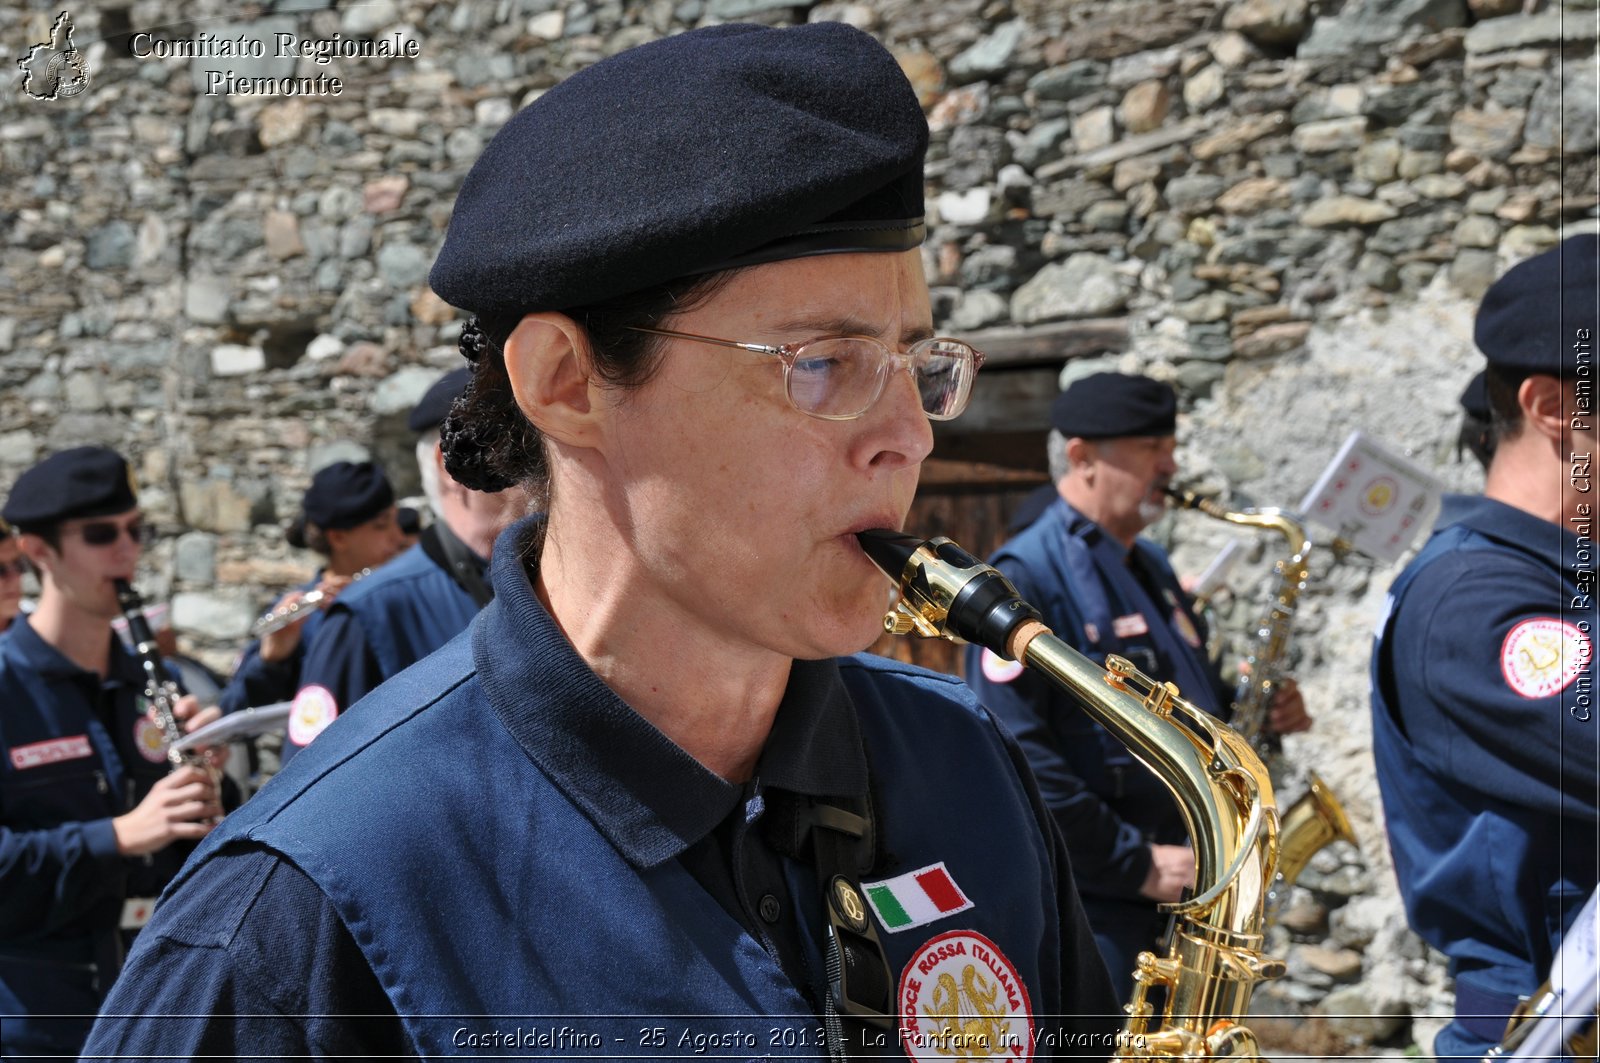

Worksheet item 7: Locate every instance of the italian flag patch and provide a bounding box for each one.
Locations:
[863,862,972,933]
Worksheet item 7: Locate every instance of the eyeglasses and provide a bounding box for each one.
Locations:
[0,560,25,578]
[626,326,986,422]
[68,520,153,548]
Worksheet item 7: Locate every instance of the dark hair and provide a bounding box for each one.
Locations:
[441,271,737,499]
[299,520,332,557]
[15,523,59,550]
[1485,364,1533,448]
[1457,414,1496,470]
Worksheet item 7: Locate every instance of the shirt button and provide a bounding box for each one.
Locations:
[758,893,782,924]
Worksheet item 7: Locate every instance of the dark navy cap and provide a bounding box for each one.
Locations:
[1459,370,1490,421]
[408,367,472,433]
[1475,233,1599,372]
[1051,373,1178,439]
[2,446,138,529]
[302,461,395,531]
[396,506,422,536]
[429,22,928,321]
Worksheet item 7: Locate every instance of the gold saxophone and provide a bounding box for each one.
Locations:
[858,530,1284,1060]
[1165,489,1358,896]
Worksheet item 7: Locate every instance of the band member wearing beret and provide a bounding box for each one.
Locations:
[84,23,1118,1059]
[283,370,527,762]
[1372,233,1600,1058]
[964,372,1311,1001]
[217,460,406,720]
[0,446,224,1056]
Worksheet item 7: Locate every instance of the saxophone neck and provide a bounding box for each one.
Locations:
[1166,488,1312,559]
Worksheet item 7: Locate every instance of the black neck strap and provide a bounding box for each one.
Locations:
[421,522,494,608]
[792,796,896,1059]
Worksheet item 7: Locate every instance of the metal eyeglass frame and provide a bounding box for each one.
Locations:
[625,325,986,422]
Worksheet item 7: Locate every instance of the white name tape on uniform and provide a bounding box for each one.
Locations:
[288,684,340,746]
[1112,613,1149,638]
[980,649,1025,685]
[1501,618,1591,699]
[10,734,92,771]
[897,930,1034,1061]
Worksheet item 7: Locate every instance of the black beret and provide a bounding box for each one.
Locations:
[2,446,138,529]
[430,22,929,321]
[1459,369,1490,421]
[1051,373,1178,439]
[1475,233,1599,373]
[302,461,394,531]
[409,367,472,433]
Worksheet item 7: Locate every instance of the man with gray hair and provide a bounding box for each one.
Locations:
[282,368,528,762]
[966,371,1310,1000]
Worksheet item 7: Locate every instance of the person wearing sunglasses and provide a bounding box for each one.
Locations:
[0,520,25,636]
[84,23,1119,1059]
[0,446,225,1057]
[217,460,406,725]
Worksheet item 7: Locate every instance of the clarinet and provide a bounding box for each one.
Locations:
[112,579,215,775]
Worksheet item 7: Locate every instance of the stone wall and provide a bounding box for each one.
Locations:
[2,0,1596,1054]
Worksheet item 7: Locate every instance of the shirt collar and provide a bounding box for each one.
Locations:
[473,517,867,870]
[6,615,136,684]
[1436,493,1579,572]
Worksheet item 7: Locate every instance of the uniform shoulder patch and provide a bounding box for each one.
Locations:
[979,649,1025,685]
[898,929,1034,1060]
[1501,618,1591,699]
[289,684,340,746]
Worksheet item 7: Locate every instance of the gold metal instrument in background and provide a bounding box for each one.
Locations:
[247,568,370,638]
[1166,488,1358,903]
[859,530,1284,1061]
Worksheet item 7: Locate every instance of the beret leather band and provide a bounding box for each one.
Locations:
[691,218,927,278]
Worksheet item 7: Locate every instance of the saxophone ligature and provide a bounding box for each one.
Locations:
[1165,488,1358,898]
[858,529,1284,1061]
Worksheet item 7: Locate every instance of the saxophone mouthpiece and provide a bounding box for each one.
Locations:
[854,528,923,583]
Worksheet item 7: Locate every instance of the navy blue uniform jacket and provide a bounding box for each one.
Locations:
[1372,494,1598,1055]
[0,619,190,1055]
[82,519,1120,1059]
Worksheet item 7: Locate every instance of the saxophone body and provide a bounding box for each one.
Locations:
[1165,490,1357,895]
[858,530,1283,1061]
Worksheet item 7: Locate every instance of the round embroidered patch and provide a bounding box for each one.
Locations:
[1501,618,1591,699]
[133,714,168,764]
[288,684,339,747]
[980,649,1025,685]
[898,930,1034,1061]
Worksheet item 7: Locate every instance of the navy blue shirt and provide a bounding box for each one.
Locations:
[0,619,189,1056]
[83,518,1119,1060]
[1372,494,1598,1055]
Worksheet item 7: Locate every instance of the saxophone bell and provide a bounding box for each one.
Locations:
[859,528,1284,1060]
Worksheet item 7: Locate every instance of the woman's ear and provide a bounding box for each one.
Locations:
[502,313,604,448]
